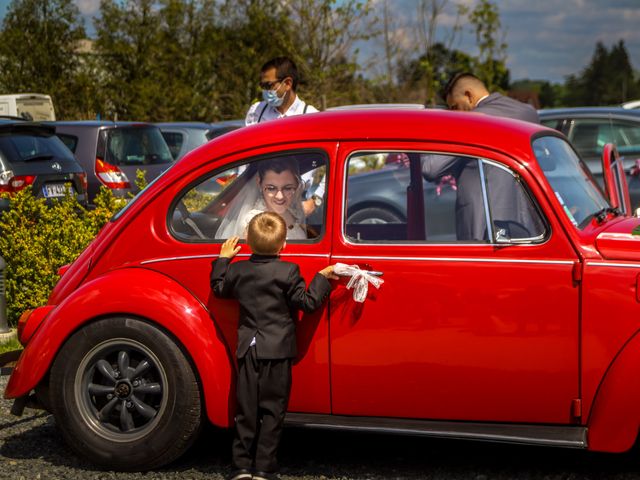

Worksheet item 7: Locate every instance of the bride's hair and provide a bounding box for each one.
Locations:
[257,157,301,185]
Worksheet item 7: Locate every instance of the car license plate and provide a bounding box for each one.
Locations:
[42,183,71,198]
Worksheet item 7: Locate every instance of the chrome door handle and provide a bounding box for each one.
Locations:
[367,270,384,277]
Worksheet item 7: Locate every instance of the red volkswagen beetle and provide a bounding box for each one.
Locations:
[5,110,640,470]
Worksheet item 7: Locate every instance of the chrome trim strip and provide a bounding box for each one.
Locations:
[140,253,329,265]
[586,262,640,269]
[331,255,574,265]
[478,159,494,241]
[285,413,587,448]
[141,254,215,264]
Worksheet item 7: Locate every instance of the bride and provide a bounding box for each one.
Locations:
[215,157,307,240]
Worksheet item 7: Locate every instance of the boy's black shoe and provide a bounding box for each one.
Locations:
[252,471,281,480]
[226,468,253,480]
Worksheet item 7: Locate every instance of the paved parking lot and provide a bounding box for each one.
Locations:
[3,375,640,479]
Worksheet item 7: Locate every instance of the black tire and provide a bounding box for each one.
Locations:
[49,317,202,471]
[347,206,403,224]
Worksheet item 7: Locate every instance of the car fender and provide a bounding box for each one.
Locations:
[587,329,640,452]
[5,267,234,427]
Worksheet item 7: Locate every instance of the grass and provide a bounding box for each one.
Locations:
[0,336,22,354]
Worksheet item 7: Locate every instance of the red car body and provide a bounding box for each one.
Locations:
[6,110,640,468]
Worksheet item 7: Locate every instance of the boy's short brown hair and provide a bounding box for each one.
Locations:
[247,212,287,255]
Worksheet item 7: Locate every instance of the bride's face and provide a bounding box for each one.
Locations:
[259,169,298,216]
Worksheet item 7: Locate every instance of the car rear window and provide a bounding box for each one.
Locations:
[160,131,184,160]
[0,131,75,163]
[105,127,173,166]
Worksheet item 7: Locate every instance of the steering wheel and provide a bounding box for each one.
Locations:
[176,201,207,240]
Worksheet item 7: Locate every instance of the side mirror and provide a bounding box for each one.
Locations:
[601,143,631,215]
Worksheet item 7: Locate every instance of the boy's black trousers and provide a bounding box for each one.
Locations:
[232,345,292,473]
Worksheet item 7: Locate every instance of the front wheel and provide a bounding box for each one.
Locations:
[50,317,202,471]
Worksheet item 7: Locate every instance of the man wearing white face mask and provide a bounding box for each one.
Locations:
[245,56,318,125]
[245,57,324,217]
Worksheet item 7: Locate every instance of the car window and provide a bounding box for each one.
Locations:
[569,118,640,158]
[541,119,560,130]
[344,151,545,243]
[533,135,609,228]
[160,131,184,160]
[106,127,173,166]
[57,133,78,153]
[170,151,327,243]
[0,131,76,163]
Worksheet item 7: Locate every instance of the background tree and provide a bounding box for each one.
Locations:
[0,0,86,118]
[468,0,508,92]
[214,0,295,118]
[565,40,639,106]
[155,0,221,121]
[413,0,467,105]
[94,0,164,121]
[286,0,377,109]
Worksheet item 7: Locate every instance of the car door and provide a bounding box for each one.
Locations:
[146,142,336,414]
[329,141,580,424]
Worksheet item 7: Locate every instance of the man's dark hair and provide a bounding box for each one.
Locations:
[261,56,299,91]
[442,72,484,100]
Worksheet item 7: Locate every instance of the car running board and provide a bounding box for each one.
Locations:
[284,412,587,449]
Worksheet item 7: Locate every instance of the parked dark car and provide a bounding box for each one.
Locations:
[50,121,174,203]
[0,119,87,211]
[157,121,244,160]
[539,107,640,209]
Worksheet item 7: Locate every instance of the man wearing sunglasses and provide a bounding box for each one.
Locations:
[245,56,318,126]
[246,56,324,217]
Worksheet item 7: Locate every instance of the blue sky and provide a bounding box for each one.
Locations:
[1,0,638,84]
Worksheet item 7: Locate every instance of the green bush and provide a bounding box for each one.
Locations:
[0,187,125,326]
[0,170,151,327]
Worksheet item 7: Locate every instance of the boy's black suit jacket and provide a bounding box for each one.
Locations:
[211,254,331,359]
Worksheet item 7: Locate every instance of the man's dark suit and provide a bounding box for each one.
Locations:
[422,93,540,240]
[210,254,331,473]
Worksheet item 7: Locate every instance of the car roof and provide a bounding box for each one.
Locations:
[171,110,548,176]
[539,107,640,120]
[0,121,55,135]
[327,103,427,111]
[156,120,245,130]
[156,122,213,129]
[46,120,156,128]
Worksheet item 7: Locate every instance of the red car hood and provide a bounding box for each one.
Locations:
[596,217,640,261]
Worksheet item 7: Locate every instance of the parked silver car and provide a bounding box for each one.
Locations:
[539,107,640,209]
[50,121,174,203]
[156,121,244,161]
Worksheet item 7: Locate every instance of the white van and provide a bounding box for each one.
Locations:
[0,93,56,121]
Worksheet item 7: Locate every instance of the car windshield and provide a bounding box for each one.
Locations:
[533,135,609,229]
[0,131,75,163]
[111,163,176,221]
[106,127,173,166]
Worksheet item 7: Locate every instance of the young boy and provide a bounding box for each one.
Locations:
[211,211,337,480]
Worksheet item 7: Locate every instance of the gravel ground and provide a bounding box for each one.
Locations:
[3,374,640,479]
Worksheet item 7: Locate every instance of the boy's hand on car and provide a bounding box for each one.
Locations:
[220,236,241,258]
[319,265,339,280]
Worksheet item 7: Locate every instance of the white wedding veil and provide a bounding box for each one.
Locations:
[214,158,306,240]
